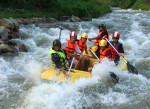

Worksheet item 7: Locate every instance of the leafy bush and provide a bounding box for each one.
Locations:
[0,0,111,18]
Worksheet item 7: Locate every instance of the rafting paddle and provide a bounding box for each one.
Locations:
[105,38,138,74]
[67,57,75,78]
[58,27,63,40]
[89,49,119,84]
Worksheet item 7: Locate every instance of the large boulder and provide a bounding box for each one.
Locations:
[9,18,19,32]
[28,18,39,23]
[0,44,9,50]
[9,32,19,39]
[69,15,82,22]
[17,19,24,24]
[0,44,13,54]
[8,40,17,49]
[8,40,18,54]
[0,39,5,44]
[0,18,14,30]
[0,26,9,40]
[0,43,18,55]
[8,40,17,46]
[18,44,28,52]
[59,16,70,21]
[46,18,57,23]
[81,18,92,21]
[17,18,28,25]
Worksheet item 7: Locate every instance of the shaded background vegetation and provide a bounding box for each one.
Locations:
[107,0,150,10]
[0,0,150,18]
[0,0,111,18]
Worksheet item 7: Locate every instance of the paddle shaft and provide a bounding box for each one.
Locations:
[90,49,100,60]
[105,38,127,63]
[68,57,75,75]
[58,27,63,40]
[106,38,138,74]
[90,49,119,83]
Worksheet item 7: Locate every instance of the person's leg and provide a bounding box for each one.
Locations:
[66,61,70,69]
[88,67,92,72]
[83,57,90,71]
[79,57,90,71]
[79,57,86,71]
[75,56,90,71]
[88,62,96,72]
[67,58,76,69]
[73,59,79,69]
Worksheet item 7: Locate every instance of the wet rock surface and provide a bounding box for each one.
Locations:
[0,15,86,56]
[0,18,28,56]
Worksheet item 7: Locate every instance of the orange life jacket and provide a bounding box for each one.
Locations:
[63,40,78,59]
[108,41,120,60]
[78,39,86,52]
[100,48,111,59]
[95,30,110,46]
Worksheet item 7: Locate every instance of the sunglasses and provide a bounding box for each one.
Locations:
[113,37,119,39]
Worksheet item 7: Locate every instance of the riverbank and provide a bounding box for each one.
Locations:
[0,8,150,109]
[0,15,85,56]
[0,0,111,19]
[108,0,150,10]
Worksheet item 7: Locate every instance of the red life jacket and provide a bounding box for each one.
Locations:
[108,41,120,60]
[78,39,86,52]
[63,40,78,59]
[95,30,110,46]
[100,48,111,59]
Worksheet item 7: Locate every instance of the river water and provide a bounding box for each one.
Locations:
[0,8,150,109]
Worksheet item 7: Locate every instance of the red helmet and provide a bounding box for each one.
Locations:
[112,32,120,39]
[70,31,77,37]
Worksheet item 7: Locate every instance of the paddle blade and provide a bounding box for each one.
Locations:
[127,62,138,74]
[109,72,119,84]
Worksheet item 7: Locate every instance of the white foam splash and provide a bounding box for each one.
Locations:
[92,59,117,81]
[24,60,43,85]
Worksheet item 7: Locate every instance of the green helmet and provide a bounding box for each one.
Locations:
[98,24,106,28]
[53,39,61,46]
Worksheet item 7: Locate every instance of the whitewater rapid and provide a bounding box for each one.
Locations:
[0,8,150,109]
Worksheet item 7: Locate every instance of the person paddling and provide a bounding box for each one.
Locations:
[88,40,112,72]
[78,33,88,54]
[88,24,110,46]
[76,32,90,71]
[108,32,124,65]
[99,40,112,59]
[50,39,68,77]
[62,31,82,69]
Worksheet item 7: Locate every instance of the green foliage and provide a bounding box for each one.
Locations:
[87,0,111,18]
[131,0,150,10]
[104,0,150,10]
[106,0,121,7]
[120,0,136,8]
[0,0,111,18]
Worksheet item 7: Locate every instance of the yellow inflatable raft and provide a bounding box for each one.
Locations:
[40,57,128,82]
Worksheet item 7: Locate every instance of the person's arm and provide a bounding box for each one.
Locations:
[85,45,88,55]
[88,37,97,41]
[106,50,112,59]
[118,44,124,56]
[88,31,107,41]
[75,45,81,54]
[61,41,68,49]
[101,30,109,40]
[59,66,68,77]
[51,53,63,68]
[118,44,124,53]
[51,53,68,77]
